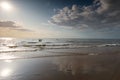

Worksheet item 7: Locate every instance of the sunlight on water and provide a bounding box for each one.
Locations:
[0,38,13,41]
[0,54,16,60]
[4,60,13,63]
[1,68,12,77]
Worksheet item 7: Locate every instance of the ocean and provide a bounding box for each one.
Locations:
[0,38,120,60]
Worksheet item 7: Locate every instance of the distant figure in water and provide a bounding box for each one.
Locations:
[38,39,42,42]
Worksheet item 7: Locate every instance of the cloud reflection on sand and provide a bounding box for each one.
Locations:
[53,56,119,76]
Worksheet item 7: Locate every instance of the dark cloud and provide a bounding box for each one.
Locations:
[0,20,31,31]
[0,21,18,28]
[50,0,120,29]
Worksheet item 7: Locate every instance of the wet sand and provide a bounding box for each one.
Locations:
[0,54,120,80]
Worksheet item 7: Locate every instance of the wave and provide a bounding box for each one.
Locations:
[97,44,120,47]
[0,38,120,53]
[0,47,37,53]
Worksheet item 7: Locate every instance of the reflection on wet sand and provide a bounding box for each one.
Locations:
[4,60,13,63]
[54,55,118,76]
[1,68,12,77]
[0,55,120,80]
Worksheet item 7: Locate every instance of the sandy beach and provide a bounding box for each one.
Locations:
[0,54,120,80]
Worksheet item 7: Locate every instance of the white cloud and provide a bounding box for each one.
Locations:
[49,0,120,30]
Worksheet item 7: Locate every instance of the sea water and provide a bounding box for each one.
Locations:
[0,38,120,59]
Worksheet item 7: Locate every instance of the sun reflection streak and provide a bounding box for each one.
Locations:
[0,37,13,40]
[0,54,16,60]
[4,60,13,63]
[1,68,12,77]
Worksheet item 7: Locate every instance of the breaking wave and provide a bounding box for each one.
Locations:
[0,38,120,53]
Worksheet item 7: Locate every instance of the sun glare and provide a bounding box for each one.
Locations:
[0,1,13,11]
[1,68,12,77]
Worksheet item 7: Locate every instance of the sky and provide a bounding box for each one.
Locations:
[0,0,120,38]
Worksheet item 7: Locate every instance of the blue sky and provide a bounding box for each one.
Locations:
[0,0,120,38]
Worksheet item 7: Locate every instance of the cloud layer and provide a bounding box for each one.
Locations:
[0,20,30,31]
[0,20,39,38]
[50,0,120,29]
